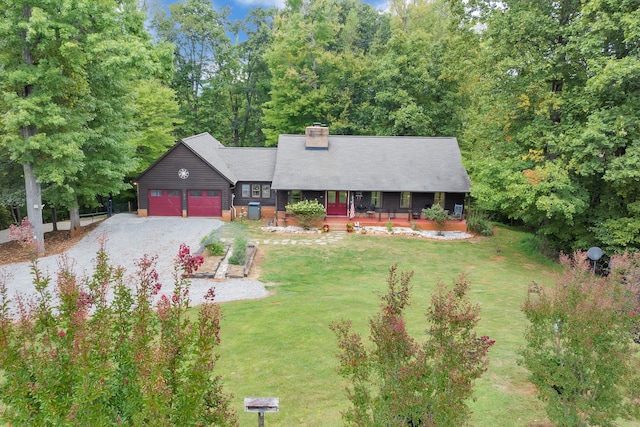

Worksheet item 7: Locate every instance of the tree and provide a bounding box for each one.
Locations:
[331,265,495,426]
[369,0,463,137]
[262,0,341,143]
[0,0,155,250]
[521,251,640,426]
[197,7,276,147]
[130,79,183,175]
[0,242,237,425]
[461,0,640,253]
[152,0,230,137]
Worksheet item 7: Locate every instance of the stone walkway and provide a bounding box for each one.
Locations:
[244,226,473,247]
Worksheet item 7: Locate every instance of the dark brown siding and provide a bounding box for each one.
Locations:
[412,193,435,211]
[233,181,276,207]
[137,144,232,213]
[274,190,467,215]
[443,193,466,213]
[275,190,326,210]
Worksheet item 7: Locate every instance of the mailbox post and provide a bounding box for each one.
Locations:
[244,397,279,427]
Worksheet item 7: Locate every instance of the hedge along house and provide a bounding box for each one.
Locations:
[135,125,471,222]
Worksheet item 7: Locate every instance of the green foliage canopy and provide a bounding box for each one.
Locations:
[520,251,640,426]
[285,199,326,229]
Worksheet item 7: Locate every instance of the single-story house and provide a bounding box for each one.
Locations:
[134,125,471,221]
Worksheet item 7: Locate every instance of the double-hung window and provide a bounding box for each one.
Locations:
[400,192,411,209]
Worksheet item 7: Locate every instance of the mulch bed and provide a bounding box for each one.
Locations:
[0,221,104,266]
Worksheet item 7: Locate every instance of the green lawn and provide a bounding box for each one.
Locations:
[213,225,561,426]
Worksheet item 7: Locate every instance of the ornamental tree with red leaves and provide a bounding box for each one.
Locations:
[330,265,495,427]
[8,217,42,256]
[521,251,640,427]
[0,240,236,426]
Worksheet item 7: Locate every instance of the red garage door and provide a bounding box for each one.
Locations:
[188,190,221,217]
[148,189,182,216]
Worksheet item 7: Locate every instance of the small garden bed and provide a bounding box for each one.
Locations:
[226,244,257,278]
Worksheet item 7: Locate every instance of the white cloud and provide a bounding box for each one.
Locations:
[370,0,389,13]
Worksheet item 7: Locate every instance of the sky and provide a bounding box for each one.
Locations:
[152,0,388,25]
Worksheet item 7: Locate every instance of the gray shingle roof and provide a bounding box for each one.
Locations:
[182,133,276,183]
[218,148,277,182]
[178,132,470,193]
[270,135,470,192]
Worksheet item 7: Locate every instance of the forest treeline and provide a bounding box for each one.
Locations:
[1,0,639,254]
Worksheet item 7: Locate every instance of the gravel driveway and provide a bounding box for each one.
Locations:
[0,214,269,310]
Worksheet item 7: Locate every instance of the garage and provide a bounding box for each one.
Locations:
[148,189,182,216]
[188,190,221,217]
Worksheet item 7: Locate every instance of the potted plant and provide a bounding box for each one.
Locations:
[322,224,330,233]
[346,222,355,233]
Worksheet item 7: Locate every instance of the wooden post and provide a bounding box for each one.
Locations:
[245,397,279,427]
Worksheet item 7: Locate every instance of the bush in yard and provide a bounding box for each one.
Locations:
[206,241,226,256]
[422,204,450,235]
[465,210,494,237]
[520,251,640,427]
[285,199,326,230]
[0,239,237,426]
[330,265,495,426]
[228,234,248,266]
[8,217,41,255]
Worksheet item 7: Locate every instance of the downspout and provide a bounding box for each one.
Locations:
[230,186,236,220]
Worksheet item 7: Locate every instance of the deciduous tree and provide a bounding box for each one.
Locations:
[0,242,237,425]
[521,251,640,426]
[0,0,156,249]
[462,0,640,252]
[331,265,494,426]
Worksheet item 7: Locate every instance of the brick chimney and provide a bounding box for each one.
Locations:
[305,123,329,149]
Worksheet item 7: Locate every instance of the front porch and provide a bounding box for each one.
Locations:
[274,211,468,232]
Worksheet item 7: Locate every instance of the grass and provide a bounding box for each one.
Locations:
[213,225,564,426]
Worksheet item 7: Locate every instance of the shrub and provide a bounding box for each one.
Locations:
[0,240,237,426]
[7,217,41,255]
[520,251,640,427]
[285,200,326,230]
[206,241,225,256]
[466,210,494,236]
[228,234,248,266]
[331,265,495,426]
[422,204,450,234]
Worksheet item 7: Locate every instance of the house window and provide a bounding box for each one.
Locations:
[434,192,445,207]
[190,190,202,197]
[150,190,163,197]
[289,190,302,204]
[242,184,250,198]
[252,184,261,197]
[370,191,381,208]
[262,184,271,198]
[167,190,181,197]
[206,190,219,197]
[400,192,411,209]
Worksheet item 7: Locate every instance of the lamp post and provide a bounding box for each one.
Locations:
[587,246,603,274]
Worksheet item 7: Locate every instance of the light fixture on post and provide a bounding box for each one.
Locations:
[587,246,603,274]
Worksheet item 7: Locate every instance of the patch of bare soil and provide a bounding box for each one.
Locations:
[0,221,104,266]
[198,251,226,275]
